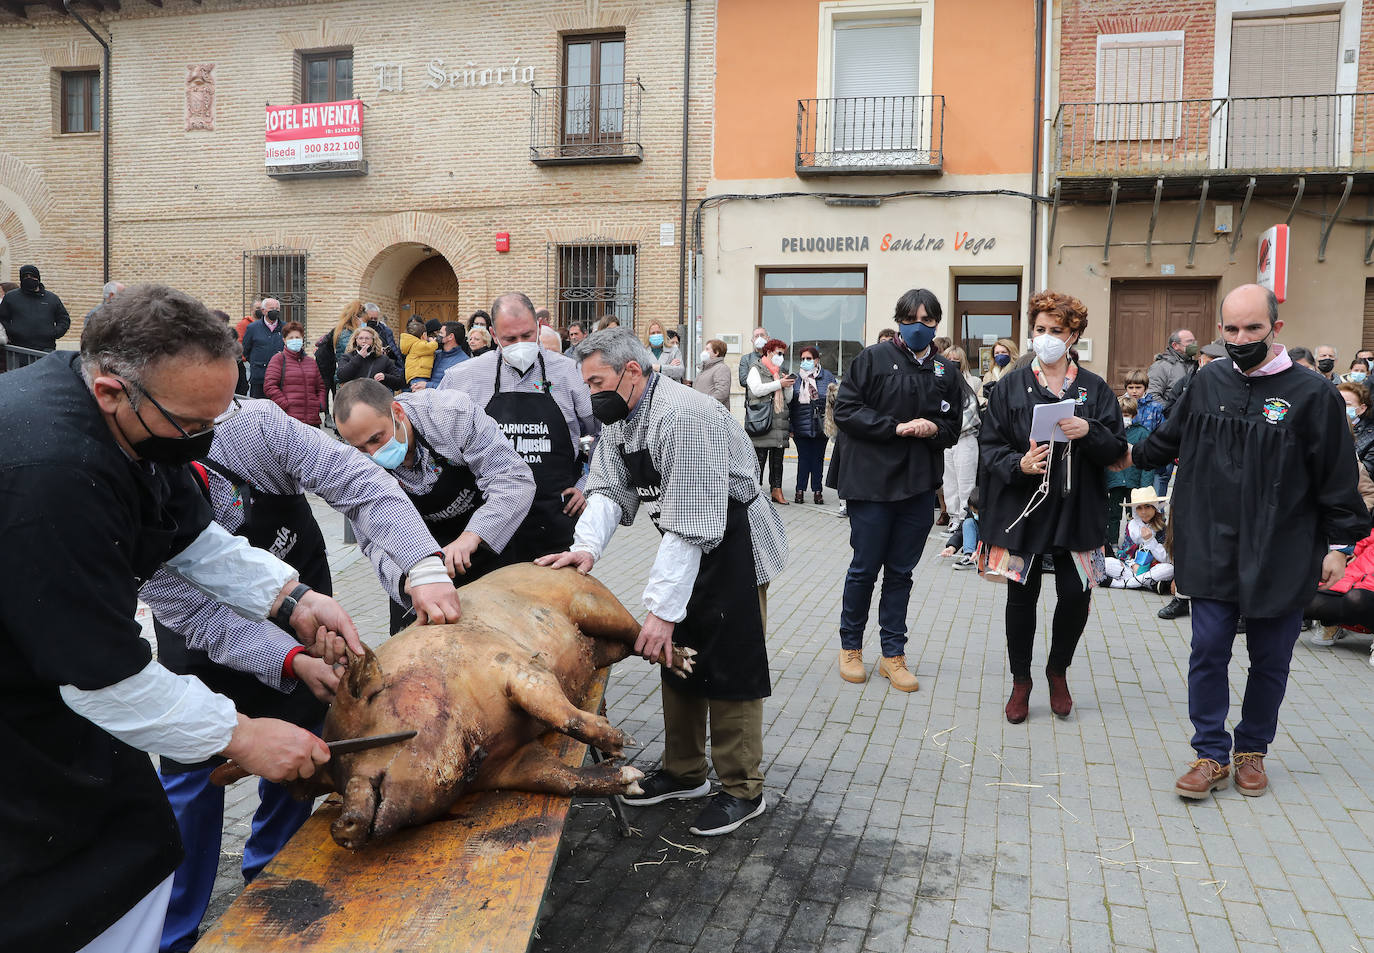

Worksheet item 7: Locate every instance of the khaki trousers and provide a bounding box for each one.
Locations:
[659,586,768,801]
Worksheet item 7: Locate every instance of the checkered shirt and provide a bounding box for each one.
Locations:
[586,374,788,585]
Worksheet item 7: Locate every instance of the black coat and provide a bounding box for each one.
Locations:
[240,318,284,381]
[826,341,962,502]
[0,353,214,950]
[1354,418,1374,481]
[0,285,70,351]
[336,349,405,390]
[979,363,1127,554]
[1135,358,1369,617]
[789,368,838,439]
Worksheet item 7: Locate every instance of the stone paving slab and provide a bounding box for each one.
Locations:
[197,465,1374,953]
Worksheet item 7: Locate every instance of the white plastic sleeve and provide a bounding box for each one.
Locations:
[163,522,299,621]
[60,659,238,762]
[641,532,703,624]
[570,493,621,561]
[406,554,451,588]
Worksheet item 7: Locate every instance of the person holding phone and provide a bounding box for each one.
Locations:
[979,290,1126,725]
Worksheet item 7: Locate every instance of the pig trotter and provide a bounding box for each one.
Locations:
[666,645,697,677]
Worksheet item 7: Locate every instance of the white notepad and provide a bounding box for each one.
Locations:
[1030,399,1077,443]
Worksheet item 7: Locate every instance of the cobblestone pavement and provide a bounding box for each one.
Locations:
[196,464,1374,953]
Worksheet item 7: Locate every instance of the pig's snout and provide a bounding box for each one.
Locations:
[332,775,379,850]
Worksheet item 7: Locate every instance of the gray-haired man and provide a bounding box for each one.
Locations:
[362,302,400,360]
[538,328,788,836]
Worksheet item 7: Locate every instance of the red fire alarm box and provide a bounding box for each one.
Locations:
[495,232,510,253]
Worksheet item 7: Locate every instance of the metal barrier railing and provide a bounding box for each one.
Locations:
[796,94,944,173]
[2,344,47,372]
[1052,92,1374,177]
[530,80,644,162]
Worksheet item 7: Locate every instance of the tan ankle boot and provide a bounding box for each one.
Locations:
[838,649,866,683]
[878,655,919,692]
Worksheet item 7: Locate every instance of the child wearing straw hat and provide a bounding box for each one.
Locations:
[1104,487,1173,592]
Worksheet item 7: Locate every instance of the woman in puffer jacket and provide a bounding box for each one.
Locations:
[264,321,325,427]
[788,345,838,503]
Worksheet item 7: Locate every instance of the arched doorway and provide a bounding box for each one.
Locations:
[399,253,462,331]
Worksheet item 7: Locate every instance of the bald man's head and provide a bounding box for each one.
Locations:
[1220,284,1278,328]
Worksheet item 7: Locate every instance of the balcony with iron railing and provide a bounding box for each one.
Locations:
[530,80,644,166]
[795,94,943,176]
[1051,92,1374,198]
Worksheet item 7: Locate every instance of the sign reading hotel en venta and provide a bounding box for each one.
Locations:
[264,100,363,166]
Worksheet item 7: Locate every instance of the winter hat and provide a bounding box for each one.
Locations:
[424,318,442,334]
[18,264,39,281]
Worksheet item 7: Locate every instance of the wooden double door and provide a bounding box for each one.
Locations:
[1108,280,1216,391]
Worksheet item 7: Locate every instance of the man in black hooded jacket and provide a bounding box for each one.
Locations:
[0,264,70,351]
[1127,284,1368,801]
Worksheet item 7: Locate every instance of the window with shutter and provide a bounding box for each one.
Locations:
[1094,32,1183,142]
[1362,279,1374,355]
[828,18,924,163]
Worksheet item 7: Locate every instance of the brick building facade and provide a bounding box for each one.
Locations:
[0,0,712,343]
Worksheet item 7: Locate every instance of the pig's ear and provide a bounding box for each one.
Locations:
[345,643,382,700]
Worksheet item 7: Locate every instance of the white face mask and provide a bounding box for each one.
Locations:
[502,340,539,374]
[753,336,768,350]
[772,353,785,367]
[700,349,712,364]
[1031,333,1068,364]
[1123,415,1134,427]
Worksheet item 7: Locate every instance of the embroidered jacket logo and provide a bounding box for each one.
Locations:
[1261,398,1291,424]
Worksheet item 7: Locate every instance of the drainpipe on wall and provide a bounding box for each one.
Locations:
[678,0,691,340]
[1028,0,1044,298]
[64,0,110,284]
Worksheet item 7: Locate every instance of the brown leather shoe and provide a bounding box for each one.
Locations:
[1005,679,1032,724]
[771,488,788,505]
[1233,752,1268,797]
[794,491,804,504]
[814,491,824,504]
[838,649,866,683]
[878,655,919,692]
[1175,758,1231,799]
[1045,668,1073,717]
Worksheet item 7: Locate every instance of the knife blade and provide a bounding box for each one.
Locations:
[209,730,417,786]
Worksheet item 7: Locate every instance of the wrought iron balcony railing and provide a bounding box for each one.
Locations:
[1052,92,1374,178]
[796,94,943,176]
[530,80,644,165]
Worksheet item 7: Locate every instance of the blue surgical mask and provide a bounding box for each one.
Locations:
[285,338,304,352]
[370,414,408,470]
[994,352,1011,367]
[800,358,815,373]
[1348,406,1360,422]
[1350,371,1367,384]
[898,322,936,352]
[648,333,664,348]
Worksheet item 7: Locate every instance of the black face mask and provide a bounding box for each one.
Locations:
[1224,334,1273,373]
[590,370,632,425]
[253,308,264,319]
[1318,358,1336,374]
[265,309,281,323]
[118,382,217,466]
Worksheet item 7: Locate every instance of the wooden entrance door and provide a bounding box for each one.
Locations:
[399,255,461,335]
[1108,280,1216,390]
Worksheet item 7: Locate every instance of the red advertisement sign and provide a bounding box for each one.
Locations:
[264,100,363,166]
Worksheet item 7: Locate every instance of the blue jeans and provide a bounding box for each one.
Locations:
[793,435,828,492]
[1188,598,1303,764]
[1152,463,1175,497]
[159,768,316,952]
[960,517,979,554]
[839,493,935,657]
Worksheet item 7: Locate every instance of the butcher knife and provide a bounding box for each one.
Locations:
[208,730,417,786]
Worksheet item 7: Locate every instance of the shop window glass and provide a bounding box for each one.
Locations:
[759,269,867,378]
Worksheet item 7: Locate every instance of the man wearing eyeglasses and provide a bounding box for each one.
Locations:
[0,284,364,953]
[827,289,962,692]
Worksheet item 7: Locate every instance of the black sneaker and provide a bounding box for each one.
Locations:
[1158,597,1190,620]
[688,792,767,836]
[618,770,711,807]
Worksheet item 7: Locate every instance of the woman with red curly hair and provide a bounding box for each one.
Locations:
[979,290,1127,724]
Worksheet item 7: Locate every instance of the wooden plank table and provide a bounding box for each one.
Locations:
[194,669,611,953]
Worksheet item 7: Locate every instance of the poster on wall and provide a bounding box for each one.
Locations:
[978,345,993,376]
[264,100,363,166]
[1257,224,1289,303]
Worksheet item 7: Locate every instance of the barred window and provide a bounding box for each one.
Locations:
[551,243,636,329]
[244,246,307,327]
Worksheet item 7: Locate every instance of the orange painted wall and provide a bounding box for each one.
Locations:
[714,0,1036,180]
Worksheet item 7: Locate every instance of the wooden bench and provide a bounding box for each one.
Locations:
[194,668,624,953]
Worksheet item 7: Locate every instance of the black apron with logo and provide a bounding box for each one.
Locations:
[390,430,492,632]
[618,396,771,701]
[156,460,332,774]
[484,350,580,566]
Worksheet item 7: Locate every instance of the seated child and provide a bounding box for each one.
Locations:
[938,487,980,571]
[1104,487,1174,592]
